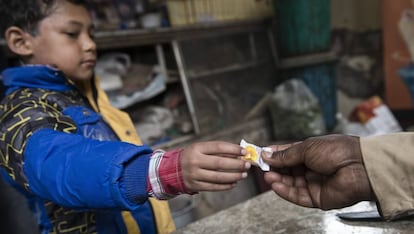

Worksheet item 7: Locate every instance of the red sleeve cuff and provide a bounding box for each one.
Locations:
[148,149,196,199]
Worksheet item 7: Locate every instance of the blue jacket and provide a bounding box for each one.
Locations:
[0,66,173,233]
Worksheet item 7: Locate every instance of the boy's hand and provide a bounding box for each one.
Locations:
[181,141,251,192]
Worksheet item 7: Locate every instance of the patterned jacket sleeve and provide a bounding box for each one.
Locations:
[0,89,78,189]
[0,89,153,210]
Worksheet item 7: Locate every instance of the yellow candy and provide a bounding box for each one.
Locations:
[243,145,258,162]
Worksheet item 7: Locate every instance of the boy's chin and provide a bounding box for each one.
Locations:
[67,74,94,83]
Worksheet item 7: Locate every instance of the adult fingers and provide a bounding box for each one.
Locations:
[263,171,284,184]
[270,182,314,208]
[262,142,306,168]
[266,143,295,153]
[264,170,306,188]
[265,172,314,208]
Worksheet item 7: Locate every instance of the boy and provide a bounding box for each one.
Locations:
[0,0,251,233]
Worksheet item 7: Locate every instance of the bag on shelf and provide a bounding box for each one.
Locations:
[268,78,326,140]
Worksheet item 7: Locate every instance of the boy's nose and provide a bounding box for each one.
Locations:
[83,36,96,52]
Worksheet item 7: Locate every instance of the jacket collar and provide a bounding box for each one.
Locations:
[1,65,74,95]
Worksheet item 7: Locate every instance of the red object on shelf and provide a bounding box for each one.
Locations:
[350,96,402,135]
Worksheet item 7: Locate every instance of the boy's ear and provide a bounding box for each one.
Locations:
[5,26,34,57]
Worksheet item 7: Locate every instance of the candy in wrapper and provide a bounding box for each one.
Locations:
[240,139,270,171]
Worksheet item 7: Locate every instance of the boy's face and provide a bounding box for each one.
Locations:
[28,1,96,81]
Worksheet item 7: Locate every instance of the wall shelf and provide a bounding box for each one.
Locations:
[0,19,272,54]
[93,19,272,48]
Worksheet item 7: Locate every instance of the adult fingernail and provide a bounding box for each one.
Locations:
[262,147,273,158]
[242,172,248,178]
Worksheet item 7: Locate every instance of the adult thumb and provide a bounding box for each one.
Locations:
[262,142,305,168]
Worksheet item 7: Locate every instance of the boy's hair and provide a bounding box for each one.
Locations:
[0,0,89,38]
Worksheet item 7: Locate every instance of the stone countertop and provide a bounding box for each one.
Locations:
[173,191,414,234]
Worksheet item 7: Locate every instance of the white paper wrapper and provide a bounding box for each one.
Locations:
[240,139,270,171]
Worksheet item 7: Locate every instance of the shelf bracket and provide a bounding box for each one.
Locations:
[249,32,258,61]
[155,44,169,82]
[171,40,201,135]
[266,26,280,69]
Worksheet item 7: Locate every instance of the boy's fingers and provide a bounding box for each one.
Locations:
[196,141,245,157]
[188,169,248,184]
[200,156,251,171]
[187,181,237,192]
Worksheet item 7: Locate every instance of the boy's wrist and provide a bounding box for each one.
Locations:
[148,148,195,199]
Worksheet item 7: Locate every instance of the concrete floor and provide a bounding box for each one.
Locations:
[169,170,260,229]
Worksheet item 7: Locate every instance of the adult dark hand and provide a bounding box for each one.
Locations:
[262,134,375,210]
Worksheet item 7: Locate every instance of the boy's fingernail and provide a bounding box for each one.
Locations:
[262,147,273,158]
[245,162,251,169]
[242,172,248,178]
[241,148,246,155]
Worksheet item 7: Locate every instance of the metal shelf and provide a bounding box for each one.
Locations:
[187,59,271,79]
[277,50,338,69]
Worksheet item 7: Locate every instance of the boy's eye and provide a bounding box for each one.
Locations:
[65,32,79,38]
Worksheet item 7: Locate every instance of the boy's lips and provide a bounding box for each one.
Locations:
[82,59,96,67]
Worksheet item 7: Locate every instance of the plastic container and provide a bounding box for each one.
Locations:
[166,0,274,26]
[140,13,162,28]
